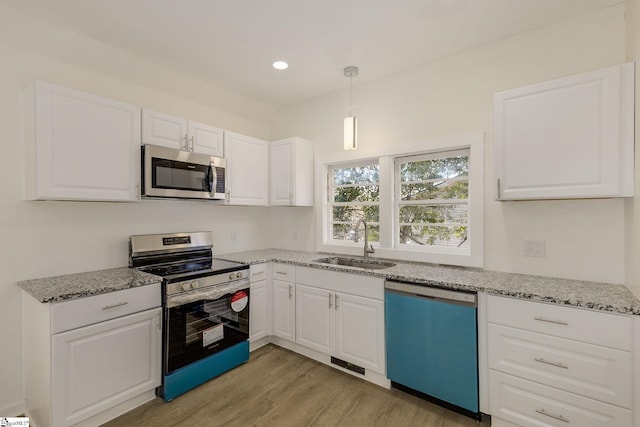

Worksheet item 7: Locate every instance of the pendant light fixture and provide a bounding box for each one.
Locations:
[343,66,358,150]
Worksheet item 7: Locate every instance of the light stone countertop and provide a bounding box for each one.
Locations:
[17,249,640,315]
[18,267,162,303]
[216,249,640,316]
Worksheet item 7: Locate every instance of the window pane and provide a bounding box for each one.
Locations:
[400,156,468,182]
[399,225,468,248]
[333,185,380,202]
[398,205,467,224]
[332,206,379,223]
[332,224,353,241]
[400,181,468,201]
[332,224,380,242]
[333,164,379,185]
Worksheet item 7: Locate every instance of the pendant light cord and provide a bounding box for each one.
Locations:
[349,74,353,117]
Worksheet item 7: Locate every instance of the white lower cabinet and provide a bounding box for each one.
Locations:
[296,284,333,354]
[333,292,385,374]
[490,372,632,427]
[249,263,270,346]
[486,295,634,427]
[52,308,162,427]
[295,267,385,376]
[271,263,296,342]
[296,284,385,374]
[23,283,162,427]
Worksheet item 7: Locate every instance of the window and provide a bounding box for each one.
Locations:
[320,133,483,267]
[328,160,379,244]
[395,149,469,252]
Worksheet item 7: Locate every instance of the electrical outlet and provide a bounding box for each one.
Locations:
[292,231,299,242]
[523,240,545,257]
[230,232,238,243]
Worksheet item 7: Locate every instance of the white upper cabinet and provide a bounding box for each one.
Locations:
[25,80,141,202]
[270,137,314,206]
[189,120,224,157]
[494,62,634,200]
[224,131,269,205]
[142,109,224,157]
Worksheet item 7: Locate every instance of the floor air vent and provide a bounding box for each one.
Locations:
[331,357,365,375]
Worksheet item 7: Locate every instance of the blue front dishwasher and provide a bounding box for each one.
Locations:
[385,280,479,419]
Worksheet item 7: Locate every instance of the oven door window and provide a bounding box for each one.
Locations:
[166,289,249,374]
[152,157,212,192]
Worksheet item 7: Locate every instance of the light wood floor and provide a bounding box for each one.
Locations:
[103,344,491,427]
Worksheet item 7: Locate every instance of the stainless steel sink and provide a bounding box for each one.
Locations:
[313,256,396,270]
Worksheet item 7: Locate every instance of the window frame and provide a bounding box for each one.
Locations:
[317,133,484,268]
[326,159,381,247]
[393,148,471,255]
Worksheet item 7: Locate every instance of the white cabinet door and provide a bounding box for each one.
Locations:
[270,137,314,206]
[52,308,161,427]
[272,279,295,341]
[249,279,269,342]
[188,120,224,157]
[225,131,269,205]
[296,284,334,354]
[334,292,385,375]
[494,62,634,200]
[27,81,141,201]
[141,109,188,150]
[270,139,293,205]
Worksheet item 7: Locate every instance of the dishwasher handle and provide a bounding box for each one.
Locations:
[385,280,477,307]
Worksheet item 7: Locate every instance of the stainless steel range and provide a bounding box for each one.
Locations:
[129,231,249,401]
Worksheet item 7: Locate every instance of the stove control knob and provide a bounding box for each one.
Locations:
[191,281,199,289]
[237,271,244,279]
[181,282,191,291]
[229,273,235,280]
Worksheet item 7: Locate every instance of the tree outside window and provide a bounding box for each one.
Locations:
[329,161,380,243]
[395,149,469,250]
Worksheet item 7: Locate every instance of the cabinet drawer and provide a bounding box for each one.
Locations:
[489,371,633,427]
[488,324,632,408]
[271,263,295,282]
[250,263,267,281]
[51,283,161,334]
[487,295,632,350]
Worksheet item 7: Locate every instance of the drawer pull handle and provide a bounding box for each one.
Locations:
[536,408,569,423]
[534,357,568,369]
[533,316,568,326]
[102,301,128,310]
[253,271,265,276]
[276,271,288,275]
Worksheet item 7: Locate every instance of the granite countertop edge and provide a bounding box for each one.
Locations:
[215,249,640,316]
[18,267,162,303]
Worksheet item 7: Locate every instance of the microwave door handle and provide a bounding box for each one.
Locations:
[209,162,217,195]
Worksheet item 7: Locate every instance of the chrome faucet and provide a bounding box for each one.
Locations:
[354,219,375,260]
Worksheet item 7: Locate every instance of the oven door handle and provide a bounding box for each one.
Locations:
[166,279,249,308]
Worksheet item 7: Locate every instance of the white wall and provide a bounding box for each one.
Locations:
[625,0,640,298]
[272,6,628,283]
[0,6,277,415]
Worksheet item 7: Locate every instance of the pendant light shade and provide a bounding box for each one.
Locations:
[343,66,358,151]
[344,116,357,150]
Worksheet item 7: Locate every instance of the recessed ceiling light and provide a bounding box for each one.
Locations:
[272,61,288,70]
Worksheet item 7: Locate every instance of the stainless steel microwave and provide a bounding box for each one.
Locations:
[142,145,226,200]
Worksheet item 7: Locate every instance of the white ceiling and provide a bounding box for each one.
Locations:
[0,0,623,107]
